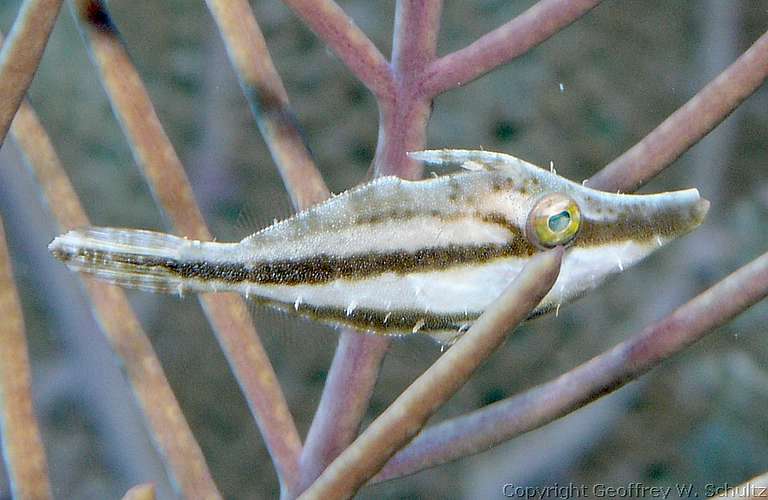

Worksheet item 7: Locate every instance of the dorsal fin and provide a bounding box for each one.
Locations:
[239,175,408,245]
[408,149,540,175]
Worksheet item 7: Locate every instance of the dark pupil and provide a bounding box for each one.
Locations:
[548,211,571,232]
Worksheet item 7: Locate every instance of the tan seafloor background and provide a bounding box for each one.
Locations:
[0,1,767,498]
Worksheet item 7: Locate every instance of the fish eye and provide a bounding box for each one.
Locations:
[526,193,581,248]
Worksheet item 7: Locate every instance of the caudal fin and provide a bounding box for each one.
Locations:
[49,227,194,293]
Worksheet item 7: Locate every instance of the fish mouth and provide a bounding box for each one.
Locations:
[692,196,711,227]
[559,187,709,250]
[656,188,710,235]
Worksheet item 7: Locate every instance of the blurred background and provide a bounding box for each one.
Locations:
[0,0,766,498]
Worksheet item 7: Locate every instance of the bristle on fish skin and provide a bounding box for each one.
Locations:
[49,150,708,344]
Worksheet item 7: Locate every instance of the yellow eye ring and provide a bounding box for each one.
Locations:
[525,193,581,249]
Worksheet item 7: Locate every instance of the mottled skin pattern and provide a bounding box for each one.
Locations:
[49,150,709,344]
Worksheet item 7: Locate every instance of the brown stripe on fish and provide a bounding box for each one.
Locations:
[578,204,703,246]
[283,299,555,334]
[262,298,480,334]
[55,235,536,286]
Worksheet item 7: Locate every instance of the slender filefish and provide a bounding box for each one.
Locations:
[49,150,709,344]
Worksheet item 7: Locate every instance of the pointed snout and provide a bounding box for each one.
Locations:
[644,188,709,239]
[574,188,709,247]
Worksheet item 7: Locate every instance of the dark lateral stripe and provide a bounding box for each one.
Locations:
[57,238,536,286]
[579,211,688,245]
[265,299,480,334]
[263,296,550,334]
[53,205,696,289]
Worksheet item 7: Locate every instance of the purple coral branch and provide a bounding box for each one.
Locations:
[296,3,443,494]
[372,0,443,179]
[0,0,63,144]
[588,29,768,193]
[302,249,564,499]
[419,0,603,98]
[0,217,53,500]
[367,22,768,486]
[10,94,220,499]
[391,1,443,77]
[281,0,395,101]
[720,471,768,497]
[71,0,301,492]
[298,332,390,492]
[121,484,156,500]
[204,2,392,497]
[374,250,768,483]
[205,0,329,210]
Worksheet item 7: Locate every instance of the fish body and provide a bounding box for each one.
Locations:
[50,150,709,344]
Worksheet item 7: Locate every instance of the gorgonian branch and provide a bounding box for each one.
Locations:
[368,21,768,484]
[719,471,768,498]
[281,0,395,101]
[374,250,768,483]
[0,217,52,500]
[301,248,564,499]
[9,96,221,498]
[298,332,390,493]
[419,0,603,98]
[0,0,63,144]
[204,2,390,495]
[588,29,768,193]
[299,4,444,492]
[205,0,329,210]
[70,0,302,491]
[372,0,443,179]
[391,1,443,77]
[121,484,156,500]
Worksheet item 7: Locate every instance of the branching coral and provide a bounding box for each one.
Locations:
[0,1,766,498]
